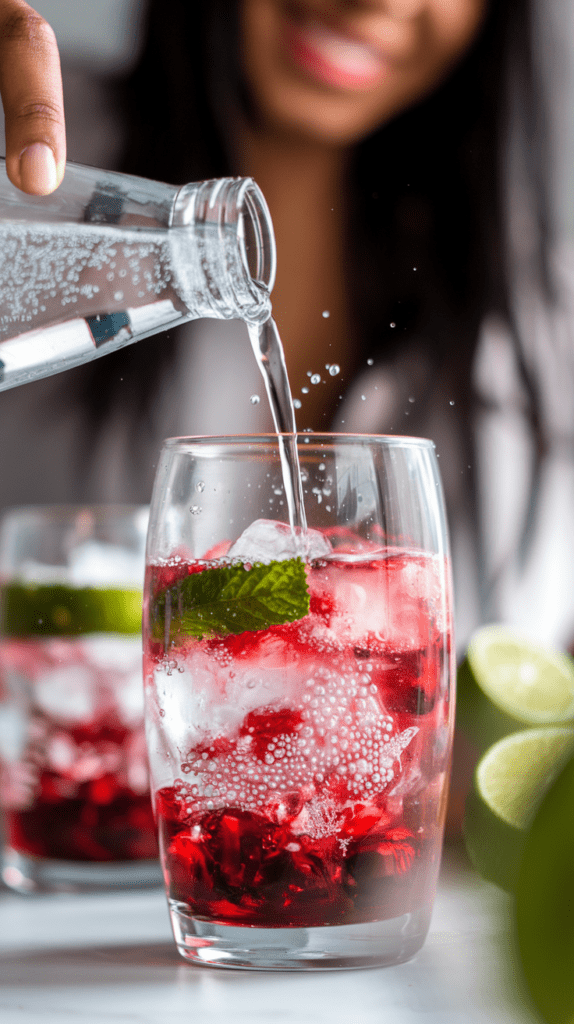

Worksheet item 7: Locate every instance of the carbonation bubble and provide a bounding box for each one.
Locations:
[329,364,340,376]
[250,394,261,405]
[310,374,321,384]
[189,505,202,515]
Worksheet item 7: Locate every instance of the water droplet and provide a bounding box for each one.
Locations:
[390,322,396,328]
[190,505,202,515]
[310,374,321,385]
[196,480,205,492]
[318,463,326,471]
[361,394,366,401]
[329,364,340,376]
[367,358,374,366]
[293,398,302,408]
[409,396,416,404]
[114,291,124,302]
[449,400,455,406]
[250,394,260,405]
[301,387,309,394]
[322,310,330,318]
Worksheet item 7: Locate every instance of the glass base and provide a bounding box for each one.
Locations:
[1,846,163,894]
[168,899,433,970]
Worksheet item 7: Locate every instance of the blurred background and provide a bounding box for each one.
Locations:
[4,0,572,236]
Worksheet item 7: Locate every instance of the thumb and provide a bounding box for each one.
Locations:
[0,0,66,194]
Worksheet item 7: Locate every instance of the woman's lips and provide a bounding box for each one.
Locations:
[285,19,389,91]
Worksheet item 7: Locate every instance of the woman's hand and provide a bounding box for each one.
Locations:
[0,0,65,193]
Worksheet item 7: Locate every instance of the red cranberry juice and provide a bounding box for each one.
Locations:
[146,551,452,928]
[0,636,158,862]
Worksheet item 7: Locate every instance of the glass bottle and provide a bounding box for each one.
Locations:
[0,158,275,391]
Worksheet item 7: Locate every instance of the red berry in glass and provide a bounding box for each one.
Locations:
[0,635,157,862]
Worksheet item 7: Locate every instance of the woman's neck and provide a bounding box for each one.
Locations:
[238,131,356,431]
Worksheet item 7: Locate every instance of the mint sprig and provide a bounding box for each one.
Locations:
[151,558,309,641]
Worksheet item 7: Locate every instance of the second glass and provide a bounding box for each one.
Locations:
[0,505,160,893]
[144,435,455,969]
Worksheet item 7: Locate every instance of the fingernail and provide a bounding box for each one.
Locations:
[19,143,58,195]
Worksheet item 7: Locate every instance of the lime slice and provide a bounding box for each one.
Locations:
[515,752,574,1024]
[457,625,574,750]
[0,582,142,636]
[463,727,574,892]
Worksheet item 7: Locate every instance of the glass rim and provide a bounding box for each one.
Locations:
[0,503,149,527]
[160,432,436,451]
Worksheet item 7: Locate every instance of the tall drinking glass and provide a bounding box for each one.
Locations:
[0,505,160,893]
[143,435,454,969]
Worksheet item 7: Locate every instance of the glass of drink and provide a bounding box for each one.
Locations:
[0,505,161,893]
[143,435,454,969]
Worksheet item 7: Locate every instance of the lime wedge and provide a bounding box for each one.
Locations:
[515,752,574,1024]
[457,625,574,750]
[0,582,142,636]
[463,727,574,892]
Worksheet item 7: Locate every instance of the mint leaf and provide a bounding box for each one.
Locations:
[151,558,309,640]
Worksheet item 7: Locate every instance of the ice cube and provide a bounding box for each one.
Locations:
[82,635,141,673]
[17,539,145,588]
[36,665,96,722]
[69,540,144,588]
[227,519,332,563]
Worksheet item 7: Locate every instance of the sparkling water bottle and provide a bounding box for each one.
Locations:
[0,158,275,391]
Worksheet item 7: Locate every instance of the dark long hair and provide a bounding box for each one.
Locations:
[74,0,550,463]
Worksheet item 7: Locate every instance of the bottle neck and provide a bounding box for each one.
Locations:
[172,178,276,324]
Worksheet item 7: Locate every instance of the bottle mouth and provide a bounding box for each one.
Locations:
[172,177,276,321]
[238,180,276,293]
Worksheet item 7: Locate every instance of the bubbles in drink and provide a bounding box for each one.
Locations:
[329,364,340,376]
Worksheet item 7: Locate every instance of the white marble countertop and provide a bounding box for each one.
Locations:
[0,844,537,1024]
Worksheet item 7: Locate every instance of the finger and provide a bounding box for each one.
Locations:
[0,0,65,194]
